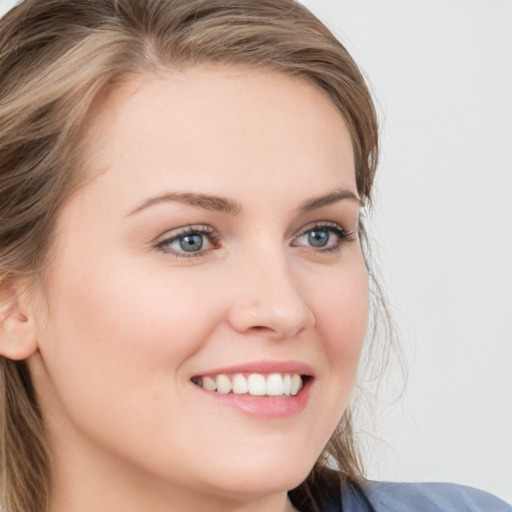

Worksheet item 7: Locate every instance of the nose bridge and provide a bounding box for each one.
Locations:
[227,240,315,338]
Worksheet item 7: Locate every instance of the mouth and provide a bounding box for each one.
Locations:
[191,372,310,397]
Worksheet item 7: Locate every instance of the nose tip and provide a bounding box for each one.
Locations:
[227,273,316,340]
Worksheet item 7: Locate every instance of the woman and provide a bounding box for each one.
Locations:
[0,1,509,511]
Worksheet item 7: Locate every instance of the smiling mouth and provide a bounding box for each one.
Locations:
[191,372,309,397]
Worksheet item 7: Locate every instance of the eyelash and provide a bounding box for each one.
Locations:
[154,222,356,259]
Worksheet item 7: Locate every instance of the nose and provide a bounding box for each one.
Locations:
[227,251,315,340]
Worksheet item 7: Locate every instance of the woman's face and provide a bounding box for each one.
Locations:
[28,67,368,507]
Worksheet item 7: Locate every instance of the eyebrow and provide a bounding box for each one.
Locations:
[297,188,362,212]
[127,192,241,216]
[127,187,361,216]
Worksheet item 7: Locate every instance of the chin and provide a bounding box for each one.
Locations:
[209,472,309,502]
[195,449,316,500]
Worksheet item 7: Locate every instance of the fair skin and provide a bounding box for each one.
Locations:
[4,67,368,511]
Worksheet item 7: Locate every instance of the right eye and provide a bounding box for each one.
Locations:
[154,225,220,258]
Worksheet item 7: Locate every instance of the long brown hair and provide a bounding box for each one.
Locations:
[0,1,383,510]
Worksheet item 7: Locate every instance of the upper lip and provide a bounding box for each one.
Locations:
[193,360,314,377]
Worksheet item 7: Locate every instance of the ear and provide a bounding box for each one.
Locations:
[0,280,39,360]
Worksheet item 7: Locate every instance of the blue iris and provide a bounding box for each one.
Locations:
[179,234,203,252]
[307,230,329,247]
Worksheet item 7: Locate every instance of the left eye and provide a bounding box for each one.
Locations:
[302,229,331,247]
[293,223,352,251]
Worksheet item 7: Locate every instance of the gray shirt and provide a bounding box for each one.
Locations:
[289,480,511,511]
[339,481,511,512]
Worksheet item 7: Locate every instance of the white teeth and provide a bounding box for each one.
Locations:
[266,373,284,396]
[194,372,305,397]
[216,374,232,394]
[290,374,302,396]
[202,376,217,391]
[232,374,249,394]
[248,374,267,396]
[283,374,292,395]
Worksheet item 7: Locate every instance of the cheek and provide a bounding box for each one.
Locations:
[33,261,233,481]
[36,259,222,420]
[310,258,369,422]
[289,258,368,457]
[315,261,369,359]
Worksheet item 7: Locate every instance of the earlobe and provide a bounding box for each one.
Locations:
[0,283,39,360]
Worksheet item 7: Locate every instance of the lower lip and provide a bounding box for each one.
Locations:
[193,378,313,418]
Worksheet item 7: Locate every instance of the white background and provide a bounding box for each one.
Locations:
[1,0,511,503]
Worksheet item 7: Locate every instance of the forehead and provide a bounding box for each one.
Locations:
[79,65,356,205]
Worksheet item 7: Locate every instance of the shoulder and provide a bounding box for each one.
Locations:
[340,480,511,512]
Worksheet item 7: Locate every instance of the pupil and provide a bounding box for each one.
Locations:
[179,234,203,252]
[308,230,329,247]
